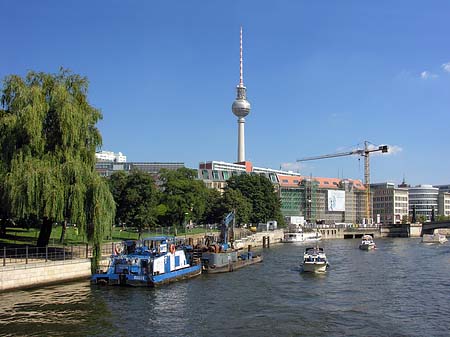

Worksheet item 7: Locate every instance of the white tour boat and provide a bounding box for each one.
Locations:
[359,235,376,250]
[283,223,322,243]
[283,230,322,243]
[301,246,329,273]
[422,233,448,244]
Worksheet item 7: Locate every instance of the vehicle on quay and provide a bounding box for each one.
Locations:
[422,233,448,244]
[198,212,263,273]
[91,236,201,287]
[359,235,376,250]
[301,246,329,273]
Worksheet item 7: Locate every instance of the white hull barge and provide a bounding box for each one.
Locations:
[302,247,329,273]
[92,236,201,287]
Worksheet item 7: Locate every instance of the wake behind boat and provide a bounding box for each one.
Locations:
[91,236,201,287]
[301,246,329,273]
[359,235,376,250]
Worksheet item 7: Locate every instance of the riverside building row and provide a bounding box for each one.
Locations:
[94,152,449,224]
[198,160,450,225]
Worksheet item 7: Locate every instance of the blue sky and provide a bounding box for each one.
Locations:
[2,0,450,185]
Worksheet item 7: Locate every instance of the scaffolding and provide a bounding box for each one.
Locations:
[303,176,317,223]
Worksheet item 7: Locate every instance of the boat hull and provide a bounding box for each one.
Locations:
[302,262,328,273]
[359,243,376,250]
[203,255,263,273]
[422,234,448,244]
[282,232,322,243]
[92,265,202,287]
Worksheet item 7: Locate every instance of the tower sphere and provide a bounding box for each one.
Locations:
[232,98,251,118]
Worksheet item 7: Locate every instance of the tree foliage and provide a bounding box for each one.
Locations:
[109,170,158,237]
[0,69,115,252]
[226,174,283,225]
[221,188,252,225]
[201,188,226,225]
[158,168,208,228]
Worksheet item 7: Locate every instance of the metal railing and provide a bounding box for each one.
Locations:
[1,243,116,269]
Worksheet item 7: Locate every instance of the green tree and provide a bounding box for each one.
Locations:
[221,188,252,225]
[226,174,284,225]
[159,168,208,231]
[108,171,127,226]
[0,70,115,260]
[201,188,226,225]
[111,170,158,238]
[436,215,450,222]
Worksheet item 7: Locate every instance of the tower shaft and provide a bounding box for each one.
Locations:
[238,118,245,162]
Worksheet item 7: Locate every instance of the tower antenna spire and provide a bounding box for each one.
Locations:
[239,26,244,87]
[232,26,251,163]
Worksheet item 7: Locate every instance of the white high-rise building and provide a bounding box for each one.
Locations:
[408,184,439,220]
[95,151,127,163]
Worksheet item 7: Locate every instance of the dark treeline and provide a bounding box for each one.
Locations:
[108,168,285,238]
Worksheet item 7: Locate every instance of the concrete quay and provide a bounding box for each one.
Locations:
[315,223,426,239]
[0,259,91,292]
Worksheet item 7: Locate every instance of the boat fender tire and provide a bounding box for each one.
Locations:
[170,244,176,254]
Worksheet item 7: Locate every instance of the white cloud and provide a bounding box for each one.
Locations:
[442,62,450,73]
[280,162,303,172]
[420,71,438,79]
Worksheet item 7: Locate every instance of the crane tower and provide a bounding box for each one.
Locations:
[297,141,389,223]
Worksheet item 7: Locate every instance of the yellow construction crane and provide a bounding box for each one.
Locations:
[297,141,389,223]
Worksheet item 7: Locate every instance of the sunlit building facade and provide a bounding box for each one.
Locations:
[371,182,409,224]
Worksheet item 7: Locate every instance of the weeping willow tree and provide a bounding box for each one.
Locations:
[0,69,115,266]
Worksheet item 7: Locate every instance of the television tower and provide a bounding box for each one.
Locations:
[232,26,251,162]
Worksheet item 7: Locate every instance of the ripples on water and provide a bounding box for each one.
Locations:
[0,239,449,337]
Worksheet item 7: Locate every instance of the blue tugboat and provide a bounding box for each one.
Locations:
[92,236,201,287]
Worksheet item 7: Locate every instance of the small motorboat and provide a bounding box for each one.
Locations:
[422,233,448,244]
[359,235,376,250]
[301,246,329,273]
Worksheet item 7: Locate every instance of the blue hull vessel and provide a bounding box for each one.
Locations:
[92,236,201,287]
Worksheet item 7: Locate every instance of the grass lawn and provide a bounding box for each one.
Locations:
[1,225,217,247]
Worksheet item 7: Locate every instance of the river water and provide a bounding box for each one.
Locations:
[1,238,449,337]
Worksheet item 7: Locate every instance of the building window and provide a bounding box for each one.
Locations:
[202,170,209,179]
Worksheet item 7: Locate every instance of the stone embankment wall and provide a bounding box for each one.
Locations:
[0,260,91,292]
[233,229,284,249]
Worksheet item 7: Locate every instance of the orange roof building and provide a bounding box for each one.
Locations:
[199,160,369,224]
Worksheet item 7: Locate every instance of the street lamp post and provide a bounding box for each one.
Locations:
[184,212,189,240]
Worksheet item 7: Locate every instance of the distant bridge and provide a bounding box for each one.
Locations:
[421,221,450,236]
